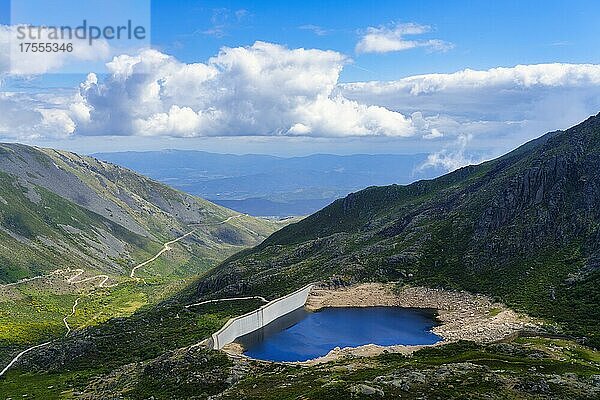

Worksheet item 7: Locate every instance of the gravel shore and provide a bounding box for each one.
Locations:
[301,283,540,364]
[224,283,541,364]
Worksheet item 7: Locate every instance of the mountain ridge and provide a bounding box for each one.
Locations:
[197,112,600,347]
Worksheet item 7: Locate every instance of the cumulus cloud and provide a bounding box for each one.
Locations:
[73,42,417,137]
[0,91,77,139]
[344,63,600,95]
[2,33,600,164]
[356,22,453,54]
[0,23,95,139]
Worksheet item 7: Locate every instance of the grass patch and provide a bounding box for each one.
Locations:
[488,307,502,317]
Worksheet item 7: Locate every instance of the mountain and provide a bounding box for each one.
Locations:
[0,143,281,347]
[94,151,443,216]
[198,113,600,347]
[0,143,280,283]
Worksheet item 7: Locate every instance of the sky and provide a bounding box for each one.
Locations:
[1,0,600,169]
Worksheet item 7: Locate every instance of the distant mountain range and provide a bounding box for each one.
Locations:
[199,113,600,348]
[94,151,444,216]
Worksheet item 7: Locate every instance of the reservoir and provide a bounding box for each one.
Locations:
[237,306,441,362]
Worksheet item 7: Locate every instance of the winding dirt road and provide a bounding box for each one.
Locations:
[63,297,81,337]
[0,269,116,289]
[0,341,51,377]
[0,269,65,288]
[129,214,242,278]
[67,269,116,288]
[129,229,197,278]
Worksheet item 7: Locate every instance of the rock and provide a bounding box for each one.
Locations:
[389,379,410,391]
[406,371,427,384]
[351,384,384,396]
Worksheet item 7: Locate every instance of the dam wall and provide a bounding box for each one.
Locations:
[211,283,314,350]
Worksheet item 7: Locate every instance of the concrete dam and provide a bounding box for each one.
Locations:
[210,283,314,350]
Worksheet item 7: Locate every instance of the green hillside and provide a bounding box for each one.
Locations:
[0,143,280,282]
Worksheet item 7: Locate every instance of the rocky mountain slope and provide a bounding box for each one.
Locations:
[0,143,279,283]
[198,113,600,347]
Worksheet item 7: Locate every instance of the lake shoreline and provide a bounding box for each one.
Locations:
[223,283,541,365]
[308,283,540,340]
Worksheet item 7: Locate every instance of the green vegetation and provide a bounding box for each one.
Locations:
[219,340,600,400]
[0,143,281,393]
[488,307,502,317]
[2,306,599,399]
[0,298,263,399]
[3,115,600,399]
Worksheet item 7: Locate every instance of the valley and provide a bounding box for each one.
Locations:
[0,213,246,377]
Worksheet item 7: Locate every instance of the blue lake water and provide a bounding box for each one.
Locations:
[238,306,441,362]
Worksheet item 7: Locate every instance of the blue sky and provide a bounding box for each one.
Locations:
[1,0,600,165]
[4,0,599,84]
[149,0,600,81]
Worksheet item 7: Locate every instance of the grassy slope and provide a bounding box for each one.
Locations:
[3,282,598,400]
[0,144,281,284]
[0,292,263,399]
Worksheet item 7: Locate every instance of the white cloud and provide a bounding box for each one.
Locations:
[341,63,600,159]
[0,92,77,139]
[299,25,329,36]
[0,23,86,139]
[419,133,482,172]
[1,33,600,162]
[345,63,600,95]
[73,42,418,138]
[201,8,250,38]
[423,128,443,139]
[288,123,312,135]
[356,22,453,54]
[39,108,76,136]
